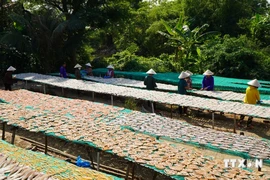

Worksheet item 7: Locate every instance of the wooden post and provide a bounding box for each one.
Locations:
[45,135,48,154]
[212,112,215,129]
[152,171,157,180]
[25,80,28,89]
[87,148,95,169]
[43,84,46,94]
[11,127,16,144]
[131,163,136,180]
[92,92,95,100]
[170,105,173,118]
[111,95,114,106]
[151,102,155,113]
[125,162,131,180]
[97,151,100,171]
[2,122,6,140]
[233,114,236,133]
[62,88,64,96]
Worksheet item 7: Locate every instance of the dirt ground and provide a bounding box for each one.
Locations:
[1,81,270,179]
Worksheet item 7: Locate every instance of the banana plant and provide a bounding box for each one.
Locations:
[158,15,219,71]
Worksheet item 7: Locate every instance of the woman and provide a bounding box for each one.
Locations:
[104,65,115,78]
[239,79,261,129]
[4,66,16,91]
[74,64,82,80]
[178,71,192,114]
[60,62,67,78]
[85,63,93,76]
[201,69,214,91]
[144,69,157,109]
[144,69,157,90]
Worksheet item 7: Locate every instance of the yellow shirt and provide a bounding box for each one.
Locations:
[244,86,260,104]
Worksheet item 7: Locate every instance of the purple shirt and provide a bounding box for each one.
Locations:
[202,76,214,90]
[60,66,67,78]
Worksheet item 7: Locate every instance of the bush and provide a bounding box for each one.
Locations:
[202,35,270,80]
[124,98,137,110]
[105,50,172,72]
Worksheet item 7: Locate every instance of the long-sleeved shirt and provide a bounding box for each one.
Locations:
[75,69,81,80]
[60,66,67,78]
[105,70,114,78]
[186,78,192,89]
[244,86,260,104]
[178,79,187,95]
[144,75,157,90]
[202,76,214,90]
[86,67,93,76]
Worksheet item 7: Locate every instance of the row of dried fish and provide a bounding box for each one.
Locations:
[84,75,177,91]
[108,112,270,160]
[1,90,270,160]
[1,90,270,161]
[84,75,270,105]
[0,141,116,180]
[0,91,267,178]
[0,89,125,121]
[0,154,57,180]
[191,90,270,105]
[15,73,270,119]
[0,106,266,179]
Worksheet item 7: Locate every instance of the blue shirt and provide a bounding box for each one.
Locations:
[178,79,187,94]
[202,76,214,90]
[60,66,67,78]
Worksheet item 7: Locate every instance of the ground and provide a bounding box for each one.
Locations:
[0,81,270,179]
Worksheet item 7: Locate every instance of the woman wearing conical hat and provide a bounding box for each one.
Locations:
[4,66,16,91]
[85,63,93,76]
[178,71,192,114]
[104,65,115,78]
[239,79,261,129]
[144,69,157,109]
[74,64,82,80]
[144,69,157,90]
[201,70,214,91]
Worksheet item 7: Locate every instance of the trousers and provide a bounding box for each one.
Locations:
[239,115,253,126]
[4,83,11,91]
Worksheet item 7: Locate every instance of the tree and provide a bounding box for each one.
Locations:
[182,0,269,36]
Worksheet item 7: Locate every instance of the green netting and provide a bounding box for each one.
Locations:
[92,68,270,94]
[0,99,8,103]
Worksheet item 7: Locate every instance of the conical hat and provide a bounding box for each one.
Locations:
[185,70,193,76]
[107,65,114,69]
[247,79,261,87]
[85,63,92,67]
[7,66,16,71]
[74,64,82,68]
[178,71,190,79]
[146,69,156,74]
[203,69,214,76]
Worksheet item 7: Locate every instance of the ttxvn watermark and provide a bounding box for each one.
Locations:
[224,159,263,168]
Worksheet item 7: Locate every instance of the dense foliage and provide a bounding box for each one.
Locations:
[1,0,270,80]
